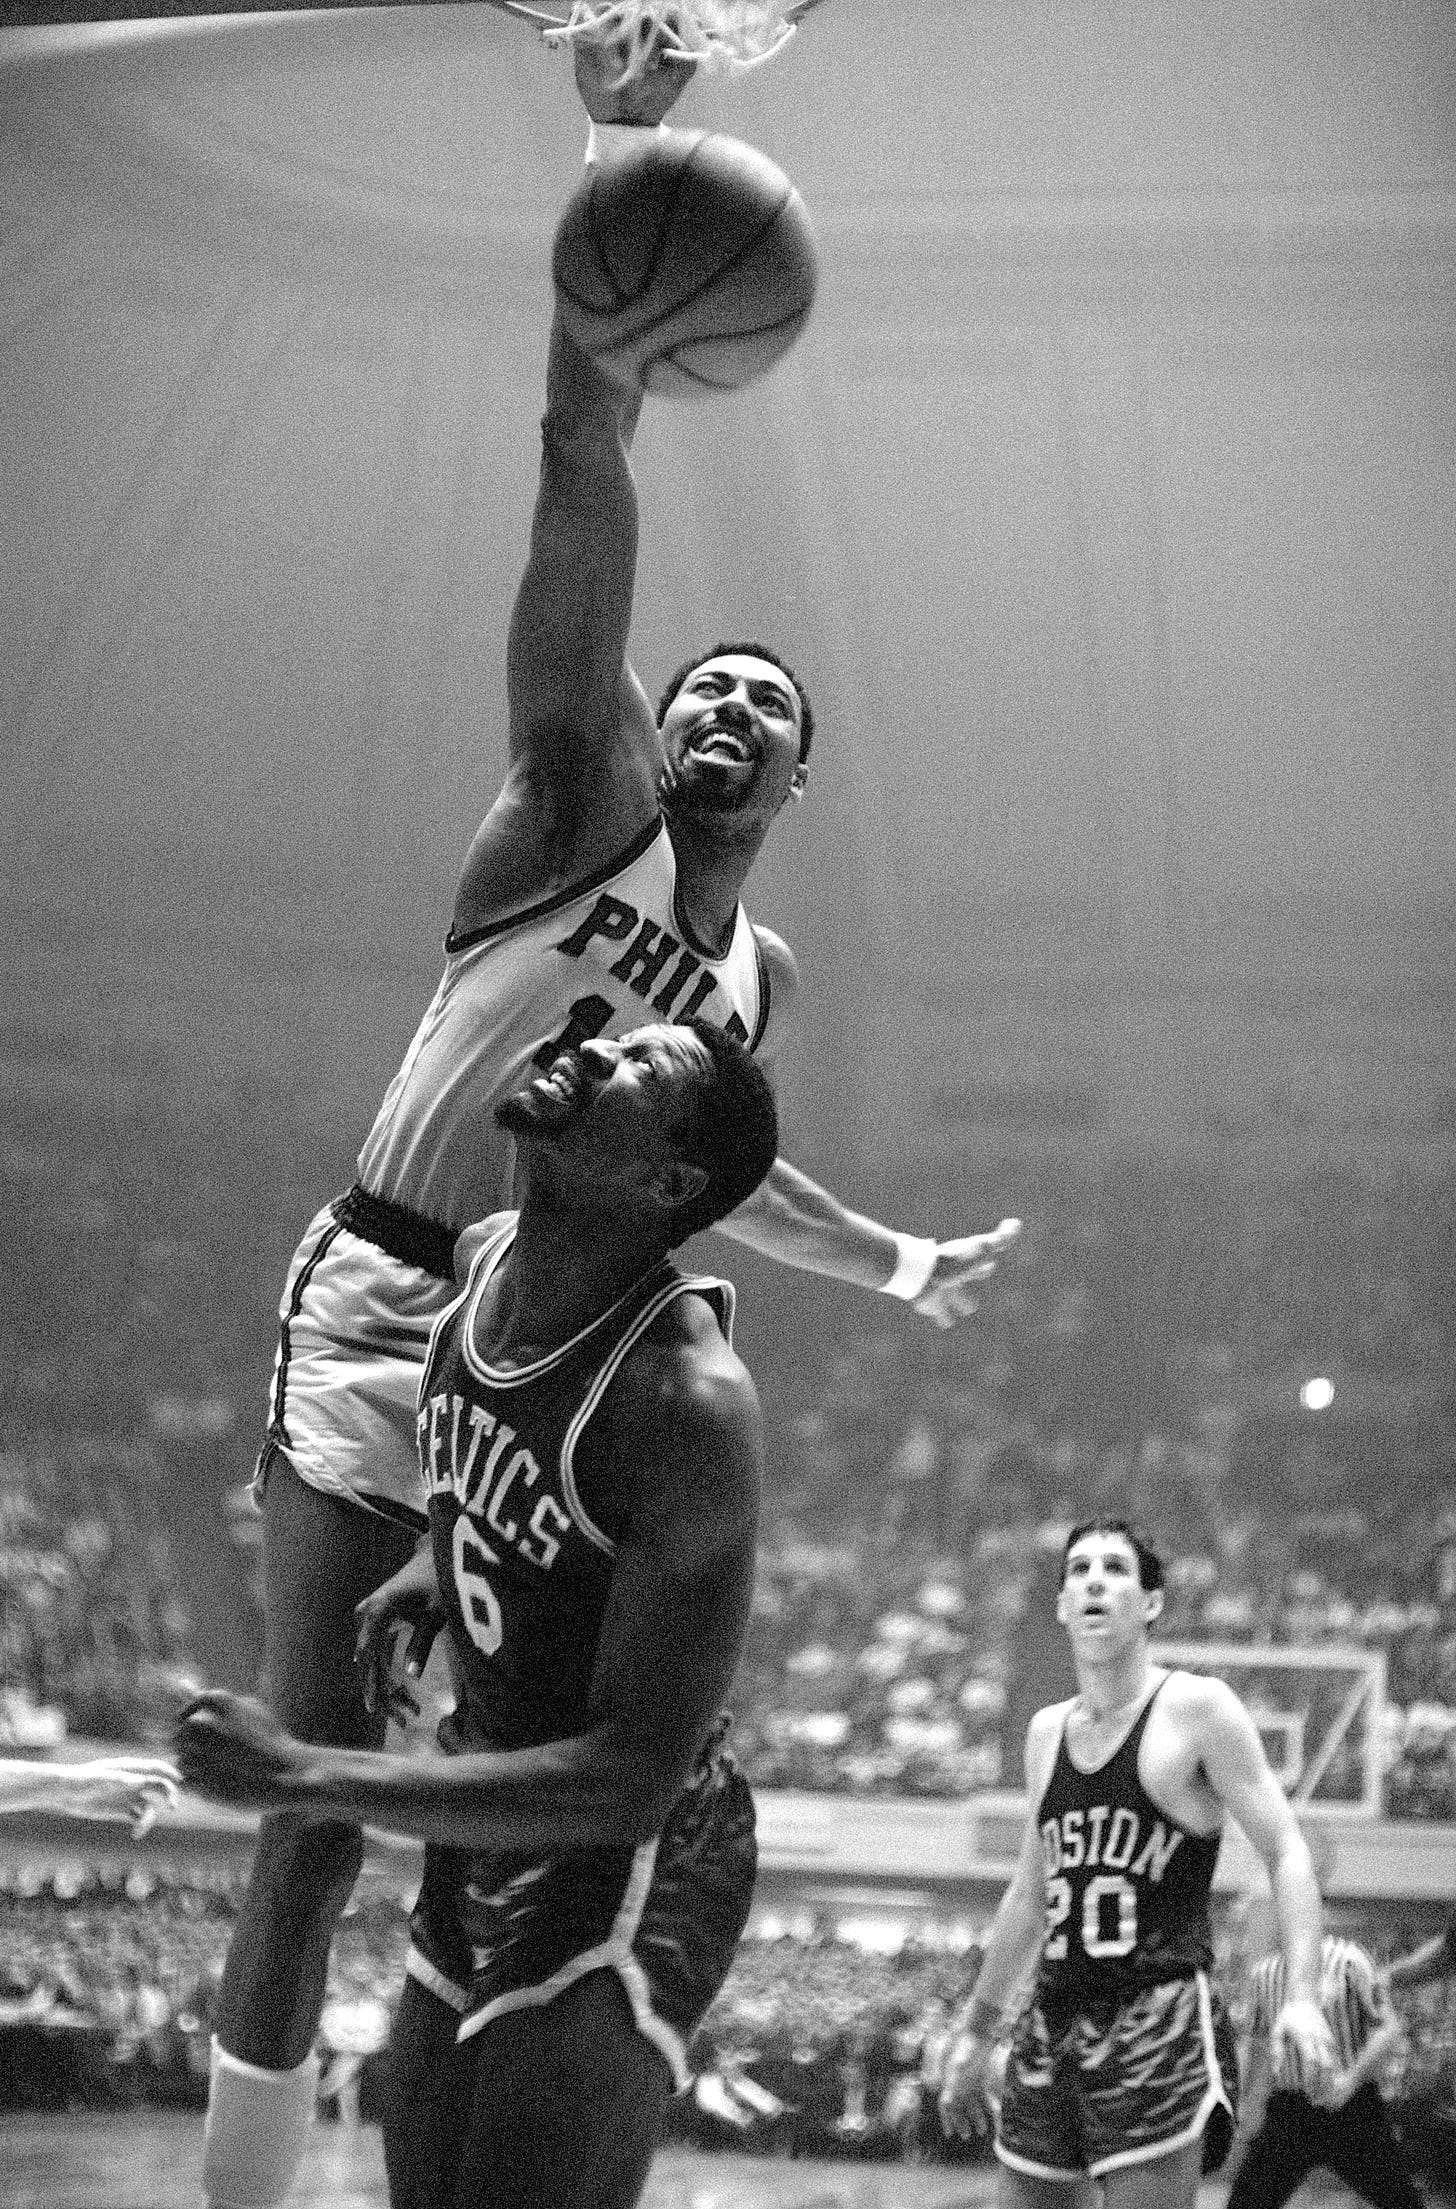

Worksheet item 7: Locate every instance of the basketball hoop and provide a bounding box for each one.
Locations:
[492,0,829,77]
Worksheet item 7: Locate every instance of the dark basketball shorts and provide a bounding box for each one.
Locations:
[406,1747,757,2092]
[996,1971,1237,2183]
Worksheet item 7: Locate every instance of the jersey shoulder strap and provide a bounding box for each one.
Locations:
[561,1267,737,1555]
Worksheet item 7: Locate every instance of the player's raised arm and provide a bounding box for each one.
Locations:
[458,33,697,930]
[503,312,655,779]
[505,25,693,781]
[506,27,695,780]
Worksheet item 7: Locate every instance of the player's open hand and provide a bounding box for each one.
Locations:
[914,1217,1021,1330]
[572,18,696,125]
[174,1692,306,1809]
[354,1543,448,1725]
[495,0,831,96]
[61,1757,181,1835]
[1270,1996,1338,2105]
[938,2029,1001,2140]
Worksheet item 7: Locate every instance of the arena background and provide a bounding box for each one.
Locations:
[1,0,1453,2196]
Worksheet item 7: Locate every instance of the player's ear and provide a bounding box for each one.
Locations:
[1055,1581,1070,1624]
[787,763,808,802]
[1144,1586,1164,1625]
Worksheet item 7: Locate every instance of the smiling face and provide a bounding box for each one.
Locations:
[1056,1530,1163,1652]
[496,1023,715,1208]
[657,653,807,829]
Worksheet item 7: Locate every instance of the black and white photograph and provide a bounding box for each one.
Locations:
[1,3,1453,2203]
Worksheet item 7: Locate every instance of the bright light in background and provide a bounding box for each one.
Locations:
[1300,1377,1335,1411]
[836,1917,908,1955]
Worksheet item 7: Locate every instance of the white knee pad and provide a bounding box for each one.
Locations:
[203,2037,321,2209]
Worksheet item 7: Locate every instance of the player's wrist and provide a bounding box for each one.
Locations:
[882,1232,938,1301]
[285,1748,340,1815]
[585,119,667,168]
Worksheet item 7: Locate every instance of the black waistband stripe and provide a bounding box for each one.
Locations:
[332,1183,458,1283]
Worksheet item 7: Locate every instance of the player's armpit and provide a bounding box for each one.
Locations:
[747,922,799,1039]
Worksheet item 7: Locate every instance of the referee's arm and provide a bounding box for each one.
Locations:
[1383,1919,1456,1993]
[1327,2010,1406,2108]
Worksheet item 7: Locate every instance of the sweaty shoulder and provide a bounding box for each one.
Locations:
[1155,1668,1243,1735]
[631,1291,759,1433]
[602,1293,761,1508]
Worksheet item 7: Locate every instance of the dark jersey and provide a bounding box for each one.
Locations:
[1035,1674,1221,2007]
[416,1215,734,1754]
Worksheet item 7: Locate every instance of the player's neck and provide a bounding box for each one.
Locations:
[485,1203,668,1363]
[664,818,759,956]
[1072,1646,1155,1725]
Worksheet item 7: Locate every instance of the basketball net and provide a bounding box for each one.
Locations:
[501,0,821,77]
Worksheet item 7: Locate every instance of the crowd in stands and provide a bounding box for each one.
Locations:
[0,1163,1453,2169]
[0,1868,1452,2185]
[726,1256,1456,1813]
[3,1167,1454,1816]
[0,1437,198,1752]
[731,1498,1456,1815]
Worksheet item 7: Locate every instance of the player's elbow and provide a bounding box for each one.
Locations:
[599,1733,699,1845]
[1270,1822,1320,1890]
[596,1782,673,1849]
[630,1760,695,1844]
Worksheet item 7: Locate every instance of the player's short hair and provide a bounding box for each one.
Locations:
[1061,1518,1165,1592]
[656,640,814,762]
[668,1018,779,1246]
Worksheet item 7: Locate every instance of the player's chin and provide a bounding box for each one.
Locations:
[663,777,755,825]
[496,1089,565,1138]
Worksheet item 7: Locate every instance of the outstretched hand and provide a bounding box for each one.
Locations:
[914,1216,1022,1330]
[80,1757,181,1836]
[18,1757,182,1835]
[353,1541,448,1726]
[173,1692,306,1810]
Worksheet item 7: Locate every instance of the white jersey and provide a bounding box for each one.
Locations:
[358,818,771,1228]
[261,819,772,1521]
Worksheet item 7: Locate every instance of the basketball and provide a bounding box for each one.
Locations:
[551,129,818,400]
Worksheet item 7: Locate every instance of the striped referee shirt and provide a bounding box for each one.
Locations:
[1249,1936,1390,2084]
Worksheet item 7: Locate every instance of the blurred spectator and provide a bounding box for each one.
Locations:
[0,1440,200,1748]
[0,1874,1449,2186]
